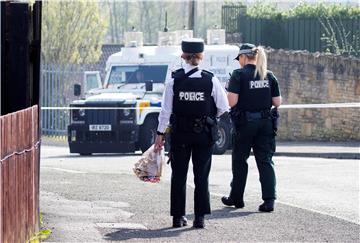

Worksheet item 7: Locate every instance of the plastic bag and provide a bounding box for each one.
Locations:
[133,145,165,183]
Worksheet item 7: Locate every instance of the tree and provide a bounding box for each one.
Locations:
[101,0,225,45]
[42,0,108,65]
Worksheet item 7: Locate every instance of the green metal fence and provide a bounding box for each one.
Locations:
[222,6,360,56]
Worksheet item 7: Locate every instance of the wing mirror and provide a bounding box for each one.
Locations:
[74,84,81,96]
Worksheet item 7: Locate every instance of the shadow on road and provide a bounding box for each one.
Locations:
[187,207,259,220]
[103,208,258,241]
[103,226,195,241]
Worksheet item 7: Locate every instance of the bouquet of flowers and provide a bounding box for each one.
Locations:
[133,145,164,183]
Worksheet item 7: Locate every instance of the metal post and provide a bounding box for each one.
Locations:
[188,0,195,36]
[32,0,41,107]
[0,2,2,115]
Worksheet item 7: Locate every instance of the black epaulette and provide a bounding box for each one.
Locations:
[171,68,185,79]
[266,70,274,80]
[201,69,214,78]
[266,70,274,75]
[229,69,243,80]
[233,68,243,74]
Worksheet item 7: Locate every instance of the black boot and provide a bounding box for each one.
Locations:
[172,216,188,228]
[259,200,275,212]
[221,196,245,208]
[193,215,205,228]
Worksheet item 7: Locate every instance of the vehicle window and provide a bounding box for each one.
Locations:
[108,65,167,84]
[85,74,100,91]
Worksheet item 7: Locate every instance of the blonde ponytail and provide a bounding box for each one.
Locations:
[254,46,267,80]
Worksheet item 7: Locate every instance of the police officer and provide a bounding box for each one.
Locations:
[154,38,229,228]
[222,43,282,212]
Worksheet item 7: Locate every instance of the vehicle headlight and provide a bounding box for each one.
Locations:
[123,109,131,117]
[79,109,85,117]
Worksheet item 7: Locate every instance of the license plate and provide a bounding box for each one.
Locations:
[89,124,112,131]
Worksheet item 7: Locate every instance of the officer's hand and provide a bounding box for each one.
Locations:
[154,135,165,153]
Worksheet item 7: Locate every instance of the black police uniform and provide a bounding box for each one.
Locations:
[226,63,281,209]
[159,38,227,228]
[170,68,217,219]
[157,38,228,227]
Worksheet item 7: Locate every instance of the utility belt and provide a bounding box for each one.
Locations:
[170,114,219,142]
[230,108,269,127]
[230,108,271,123]
[245,110,271,121]
[230,107,279,135]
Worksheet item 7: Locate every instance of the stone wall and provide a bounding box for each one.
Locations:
[266,49,360,141]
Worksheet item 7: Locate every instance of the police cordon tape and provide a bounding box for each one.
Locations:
[278,102,359,109]
[40,102,360,110]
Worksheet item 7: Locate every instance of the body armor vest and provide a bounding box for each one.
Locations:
[235,70,273,112]
[172,68,216,118]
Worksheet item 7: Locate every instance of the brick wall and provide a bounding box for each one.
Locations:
[267,49,360,141]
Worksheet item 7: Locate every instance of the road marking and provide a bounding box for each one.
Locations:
[276,200,360,225]
[188,184,360,225]
[41,166,86,174]
[96,223,147,230]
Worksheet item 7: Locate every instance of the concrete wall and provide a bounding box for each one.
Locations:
[266,49,360,141]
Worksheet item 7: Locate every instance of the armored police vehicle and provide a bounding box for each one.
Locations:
[68,29,238,155]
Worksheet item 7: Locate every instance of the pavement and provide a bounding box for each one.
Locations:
[39,144,359,242]
[273,141,359,159]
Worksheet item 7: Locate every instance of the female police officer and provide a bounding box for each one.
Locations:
[222,43,282,212]
[154,38,229,228]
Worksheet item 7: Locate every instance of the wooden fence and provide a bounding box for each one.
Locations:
[0,106,40,243]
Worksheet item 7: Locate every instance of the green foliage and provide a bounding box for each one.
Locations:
[247,2,280,19]
[238,2,360,56]
[245,2,360,19]
[26,213,51,243]
[27,229,52,243]
[223,1,246,7]
[320,16,360,56]
[42,0,108,65]
[286,3,360,19]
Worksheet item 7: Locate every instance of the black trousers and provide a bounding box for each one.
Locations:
[170,134,213,217]
[230,118,276,202]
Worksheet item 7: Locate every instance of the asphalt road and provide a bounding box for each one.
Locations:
[40,145,359,242]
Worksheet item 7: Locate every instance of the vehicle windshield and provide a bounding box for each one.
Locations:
[108,65,168,85]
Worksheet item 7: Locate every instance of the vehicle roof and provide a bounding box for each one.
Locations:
[106,44,239,65]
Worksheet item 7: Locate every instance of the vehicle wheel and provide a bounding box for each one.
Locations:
[139,115,158,153]
[213,119,231,155]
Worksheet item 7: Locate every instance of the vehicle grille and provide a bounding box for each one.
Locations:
[86,109,117,124]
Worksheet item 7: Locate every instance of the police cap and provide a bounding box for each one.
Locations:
[235,43,256,60]
[181,38,204,53]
